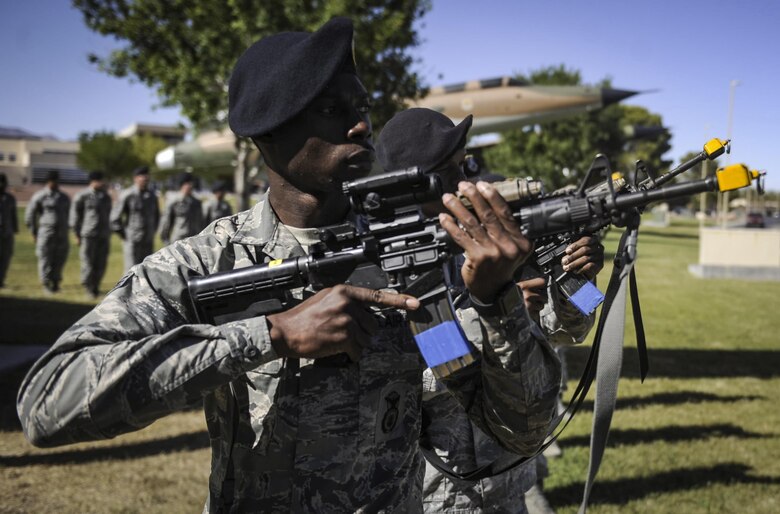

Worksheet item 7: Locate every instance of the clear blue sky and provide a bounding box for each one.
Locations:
[2,0,778,189]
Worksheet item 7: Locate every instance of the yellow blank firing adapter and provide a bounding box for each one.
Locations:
[704,138,729,159]
[716,164,764,192]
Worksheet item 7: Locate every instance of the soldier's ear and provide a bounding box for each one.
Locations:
[252,133,273,145]
[250,135,274,163]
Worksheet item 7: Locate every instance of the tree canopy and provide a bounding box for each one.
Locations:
[77,131,169,179]
[74,0,432,131]
[77,131,141,178]
[482,65,672,191]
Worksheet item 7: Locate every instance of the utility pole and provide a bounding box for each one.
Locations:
[721,79,740,228]
[700,124,711,229]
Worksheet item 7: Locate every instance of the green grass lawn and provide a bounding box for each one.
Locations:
[1,214,779,513]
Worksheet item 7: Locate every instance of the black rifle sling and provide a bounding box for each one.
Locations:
[420,222,646,490]
[629,266,649,381]
[577,222,638,513]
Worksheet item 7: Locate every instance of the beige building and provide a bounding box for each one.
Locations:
[0,126,84,187]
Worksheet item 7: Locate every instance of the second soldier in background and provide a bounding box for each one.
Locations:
[25,170,70,293]
[70,171,112,298]
[110,166,160,271]
[160,172,203,244]
[202,180,232,226]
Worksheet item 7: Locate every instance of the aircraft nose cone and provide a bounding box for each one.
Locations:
[156,146,175,170]
[601,88,639,106]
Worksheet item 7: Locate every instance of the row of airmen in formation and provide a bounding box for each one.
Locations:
[0,167,233,297]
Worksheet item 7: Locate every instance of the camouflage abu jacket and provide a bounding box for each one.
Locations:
[421,277,594,513]
[17,193,561,513]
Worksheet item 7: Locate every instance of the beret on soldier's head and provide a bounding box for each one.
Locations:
[45,170,60,182]
[211,179,228,193]
[177,172,194,187]
[88,170,104,181]
[376,108,473,173]
[228,16,357,138]
[133,166,150,176]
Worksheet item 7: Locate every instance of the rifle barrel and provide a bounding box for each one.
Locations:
[612,176,718,211]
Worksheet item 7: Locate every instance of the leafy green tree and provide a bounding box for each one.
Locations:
[130,133,170,173]
[74,0,430,130]
[77,131,141,178]
[482,65,671,191]
[618,105,672,179]
[75,0,431,207]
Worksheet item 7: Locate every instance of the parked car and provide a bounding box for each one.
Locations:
[746,212,765,228]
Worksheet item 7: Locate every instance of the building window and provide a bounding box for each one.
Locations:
[0,153,4,161]
[8,153,16,162]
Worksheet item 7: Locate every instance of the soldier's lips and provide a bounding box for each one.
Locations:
[346,149,374,172]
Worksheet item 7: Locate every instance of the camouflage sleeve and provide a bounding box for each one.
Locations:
[194,200,205,232]
[11,195,18,233]
[539,279,596,346]
[69,192,83,237]
[153,193,161,230]
[436,298,561,456]
[202,202,212,226]
[24,193,40,236]
[159,200,174,243]
[16,235,279,448]
[109,192,127,236]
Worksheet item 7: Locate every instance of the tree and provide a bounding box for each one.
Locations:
[617,105,672,179]
[482,65,671,191]
[130,133,170,173]
[75,0,430,208]
[77,131,141,178]
[76,0,429,129]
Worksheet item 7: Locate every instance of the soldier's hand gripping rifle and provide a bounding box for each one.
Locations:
[528,137,731,317]
[188,160,764,379]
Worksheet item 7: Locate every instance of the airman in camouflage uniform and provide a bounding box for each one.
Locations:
[376,108,604,513]
[160,172,204,244]
[17,18,561,512]
[420,274,597,514]
[0,172,18,288]
[110,166,160,270]
[70,171,112,298]
[25,170,70,293]
[202,180,233,226]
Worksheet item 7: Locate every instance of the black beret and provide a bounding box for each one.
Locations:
[376,108,473,173]
[133,166,150,176]
[228,17,356,137]
[45,170,60,182]
[177,172,195,187]
[211,179,228,193]
[88,170,104,181]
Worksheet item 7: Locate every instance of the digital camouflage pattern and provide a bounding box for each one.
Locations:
[70,185,112,293]
[110,184,160,270]
[422,280,594,513]
[18,193,561,512]
[203,197,233,226]
[25,187,70,288]
[160,192,204,244]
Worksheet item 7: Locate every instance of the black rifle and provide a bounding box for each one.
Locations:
[525,137,731,317]
[188,154,762,378]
